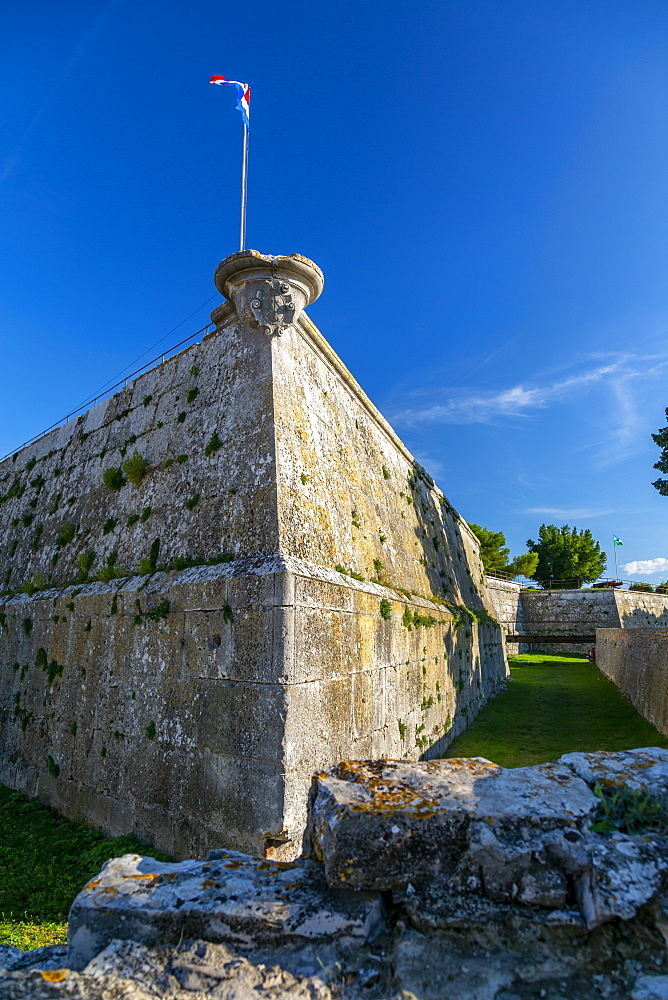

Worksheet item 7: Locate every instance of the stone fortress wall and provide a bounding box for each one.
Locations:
[484,576,527,654]
[596,627,668,736]
[485,581,668,657]
[520,587,668,655]
[0,251,508,859]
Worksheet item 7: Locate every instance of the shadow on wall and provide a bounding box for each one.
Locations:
[405,462,487,612]
[401,464,504,761]
[620,607,668,627]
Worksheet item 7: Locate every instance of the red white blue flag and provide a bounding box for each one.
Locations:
[210,75,250,128]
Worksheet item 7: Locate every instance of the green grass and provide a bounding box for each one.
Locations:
[0,784,170,950]
[444,653,668,768]
[0,920,68,950]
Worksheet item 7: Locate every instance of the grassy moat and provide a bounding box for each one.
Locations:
[444,652,668,766]
[2,653,667,951]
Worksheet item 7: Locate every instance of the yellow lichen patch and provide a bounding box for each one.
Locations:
[85,878,102,891]
[255,862,282,875]
[255,860,297,872]
[95,885,118,896]
[201,879,220,889]
[348,781,440,817]
[41,970,68,982]
[121,873,165,882]
[442,758,500,772]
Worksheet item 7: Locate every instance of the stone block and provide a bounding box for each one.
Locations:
[305,758,599,897]
[560,747,668,796]
[67,851,384,971]
[305,754,668,930]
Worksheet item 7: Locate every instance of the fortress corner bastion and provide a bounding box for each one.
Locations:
[0,250,508,859]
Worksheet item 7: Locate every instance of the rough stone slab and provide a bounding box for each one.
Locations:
[560,748,668,796]
[0,951,21,973]
[577,832,668,928]
[396,880,586,938]
[306,755,668,927]
[67,851,384,971]
[0,939,333,999]
[305,758,598,892]
[5,946,68,973]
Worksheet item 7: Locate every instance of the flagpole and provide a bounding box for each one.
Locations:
[614,536,618,580]
[239,122,249,251]
[209,76,250,249]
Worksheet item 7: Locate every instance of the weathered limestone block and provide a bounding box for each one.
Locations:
[67,851,384,971]
[576,831,668,927]
[0,939,335,999]
[305,758,597,891]
[560,746,668,796]
[8,752,668,999]
[305,751,668,928]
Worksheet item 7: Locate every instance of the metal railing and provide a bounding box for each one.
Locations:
[487,573,667,594]
[0,322,213,464]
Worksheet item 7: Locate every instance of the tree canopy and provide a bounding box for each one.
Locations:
[525,524,607,587]
[468,524,539,578]
[652,407,668,496]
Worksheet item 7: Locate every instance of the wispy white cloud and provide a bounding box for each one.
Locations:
[521,506,616,519]
[391,353,668,430]
[622,557,668,576]
[392,362,621,426]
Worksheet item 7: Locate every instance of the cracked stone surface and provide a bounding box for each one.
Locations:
[0,938,335,999]
[560,747,668,796]
[305,757,598,892]
[67,851,384,971]
[305,752,668,928]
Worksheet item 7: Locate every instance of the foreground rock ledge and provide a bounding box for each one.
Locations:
[67,851,384,971]
[4,749,668,1000]
[306,751,668,930]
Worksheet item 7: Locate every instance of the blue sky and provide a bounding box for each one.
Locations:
[1,0,667,583]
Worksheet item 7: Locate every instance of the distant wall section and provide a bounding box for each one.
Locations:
[596,627,668,737]
[485,576,527,654]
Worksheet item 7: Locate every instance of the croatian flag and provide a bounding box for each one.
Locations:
[210,75,250,127]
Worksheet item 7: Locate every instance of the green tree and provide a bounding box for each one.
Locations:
[469,524,539,578]
[525,524,607,588]
[652,408,668,496]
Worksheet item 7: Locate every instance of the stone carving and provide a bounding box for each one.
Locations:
[213,250,324,336]
[245,277,296,335]
[251,278,295,335]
